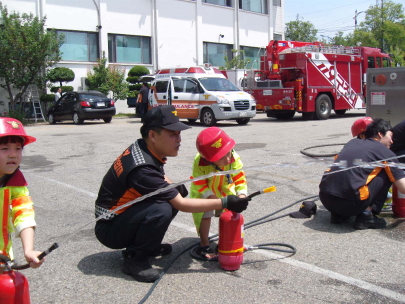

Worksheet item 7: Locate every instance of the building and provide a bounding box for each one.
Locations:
[0,0,284,113]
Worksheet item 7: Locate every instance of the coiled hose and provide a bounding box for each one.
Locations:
[138,194,319,304]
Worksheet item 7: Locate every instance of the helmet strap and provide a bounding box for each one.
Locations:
[208,150,234,184]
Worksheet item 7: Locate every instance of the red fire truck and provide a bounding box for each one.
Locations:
[244,40,391,120]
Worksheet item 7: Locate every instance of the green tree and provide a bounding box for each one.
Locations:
[0,3,61,112]
[220,49,251,70]
[108,65,129,102]
[285,14,318,42]
[86,52,129,101]
[358,0,405,52]
[86,53,110,95]
[47,67,75,87]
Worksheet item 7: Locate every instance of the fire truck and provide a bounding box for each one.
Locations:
[244,40,391,120]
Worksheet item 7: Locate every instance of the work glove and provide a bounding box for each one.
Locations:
[221,195,251,213]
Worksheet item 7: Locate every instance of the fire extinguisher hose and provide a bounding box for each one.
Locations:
[138,194,318,304]
[9,243,59,270]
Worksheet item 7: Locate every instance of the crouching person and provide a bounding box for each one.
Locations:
[94,106,250,282]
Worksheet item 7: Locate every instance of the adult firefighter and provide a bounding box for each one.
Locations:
[390,119,405,163]
[94,105,250,282]
[190,127,247,260]
[319,118,405,229]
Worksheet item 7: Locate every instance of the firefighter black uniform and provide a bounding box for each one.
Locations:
[391,119,405,163]
[319,138,405,227]
[95,139,187,253]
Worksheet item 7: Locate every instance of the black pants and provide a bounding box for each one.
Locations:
[320,180,391,217]
[95,201,178,256]
[137,102,148,119]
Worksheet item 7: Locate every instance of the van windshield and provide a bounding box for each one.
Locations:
[199,77,240,92]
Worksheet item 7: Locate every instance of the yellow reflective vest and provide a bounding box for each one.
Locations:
[0,169,36,260]
[190,151,247,232]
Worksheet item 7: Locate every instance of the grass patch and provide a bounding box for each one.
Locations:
[114,113,138,118]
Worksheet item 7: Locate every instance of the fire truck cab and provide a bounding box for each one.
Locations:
[149,65,256,126]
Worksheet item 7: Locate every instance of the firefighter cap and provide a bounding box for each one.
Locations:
[143,105,191,131]
[196,127,235,163]
[0,117,36,146]
[351,117,373,137]
[289,201,317,219]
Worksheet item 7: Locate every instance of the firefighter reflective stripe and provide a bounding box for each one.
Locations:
[1,189,10,258]
[218,247,244,254]
[384,161,396,182]
[110,188,142,215]
[191,151,247,232]
[359,167,383,200]
[1,185,36,260]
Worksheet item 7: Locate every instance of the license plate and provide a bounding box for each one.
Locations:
[97,102,105,107]
[239,112,247,117]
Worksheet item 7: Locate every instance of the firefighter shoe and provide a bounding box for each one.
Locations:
[353,212,386,230]
[122,252,160,282]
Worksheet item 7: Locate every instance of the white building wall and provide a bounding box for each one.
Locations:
[0,0,284,113]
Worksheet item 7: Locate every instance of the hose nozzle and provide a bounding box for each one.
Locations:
[248,186,277,199]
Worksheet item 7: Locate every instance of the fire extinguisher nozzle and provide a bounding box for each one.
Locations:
[263,186,276,193]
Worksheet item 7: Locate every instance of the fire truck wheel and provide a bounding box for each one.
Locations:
[315,95,332,120]
[274,112,295,120]
[236,118,250,125]
[334,109,347,116]
[201,108,217,127]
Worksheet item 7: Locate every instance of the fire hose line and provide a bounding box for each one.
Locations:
[138,194,318,304]
[300,143,347,158]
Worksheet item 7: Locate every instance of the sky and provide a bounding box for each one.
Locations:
[284,0,405,40]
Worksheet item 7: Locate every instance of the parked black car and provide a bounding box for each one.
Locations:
[48,91,116,125]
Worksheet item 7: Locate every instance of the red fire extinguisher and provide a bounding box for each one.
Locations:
[392,184,405,218]
[218,210,245,271]
[0,254,31,304]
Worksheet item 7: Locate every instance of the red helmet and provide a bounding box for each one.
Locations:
[0,118,36,146]
[351,117,373,137]
[196,127,235,162]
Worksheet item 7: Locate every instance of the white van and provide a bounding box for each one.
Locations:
[149,66,256,126]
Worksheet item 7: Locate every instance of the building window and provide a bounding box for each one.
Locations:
[239,0,267,14]
[273,0,281,6]
[273,33,283,40]
[108,34,151,64]
[203,42,233,67]
[203,0,232,7]
[241,46,265,70]
[57,30,98,62]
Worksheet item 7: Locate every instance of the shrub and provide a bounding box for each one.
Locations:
[40,94,56,102]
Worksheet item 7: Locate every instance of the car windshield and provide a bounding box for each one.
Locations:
[80,93,107,100]
[199,77,239,92]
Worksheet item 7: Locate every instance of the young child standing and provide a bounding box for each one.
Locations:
[0,118,43,270]
[190,127,247,260]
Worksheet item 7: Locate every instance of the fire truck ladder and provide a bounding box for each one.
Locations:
[27,84,45,123]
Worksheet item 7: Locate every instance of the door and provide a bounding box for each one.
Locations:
[53,94,73,120]
[170,77,201,119]
[150,80,169,107]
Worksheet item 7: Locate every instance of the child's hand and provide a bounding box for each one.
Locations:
[24,250,44,268]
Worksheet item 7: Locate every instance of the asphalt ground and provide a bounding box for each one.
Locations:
[12,109,405,304]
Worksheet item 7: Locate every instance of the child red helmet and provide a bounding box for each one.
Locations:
[351,117,373,137]
[0,117,36,146]
[196,127,235,162]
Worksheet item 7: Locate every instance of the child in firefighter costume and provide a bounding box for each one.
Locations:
[191,127,247,260]
[0,118,43,271]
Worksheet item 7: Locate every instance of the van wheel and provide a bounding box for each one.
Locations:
[315,94,331,120]
[187,119,197,123]
[236,118,250,125]
[201,108,217,127]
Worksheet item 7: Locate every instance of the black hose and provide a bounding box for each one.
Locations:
[138,195,319,304]
[300,143,346,157]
